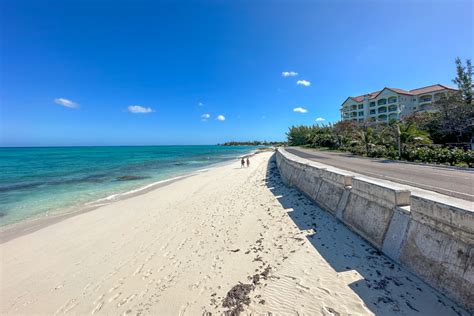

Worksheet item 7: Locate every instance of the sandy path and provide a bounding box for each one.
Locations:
[0,152,467,315]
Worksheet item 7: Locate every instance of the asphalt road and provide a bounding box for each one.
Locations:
[285,147,474,201]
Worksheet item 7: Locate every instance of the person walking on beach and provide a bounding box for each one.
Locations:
[246,157,250,168]
[241,157,245,168]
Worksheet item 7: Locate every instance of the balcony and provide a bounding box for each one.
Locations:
[388,97,397,104]
[378,106,387,114]
[418,95,432,103]
[388,105,398,112]
[434,93,446,101]
[419,104,434,111]
[377,98,387,105]
[378,114,388,121]
[351,105,357,110]
[370,101,376,107]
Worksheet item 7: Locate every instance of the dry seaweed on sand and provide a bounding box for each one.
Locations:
[222,282,254,315]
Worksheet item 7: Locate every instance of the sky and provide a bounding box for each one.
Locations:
[1,0,472,146]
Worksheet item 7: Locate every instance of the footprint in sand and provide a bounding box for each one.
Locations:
[91,301,104,314]
[322,306,340,316]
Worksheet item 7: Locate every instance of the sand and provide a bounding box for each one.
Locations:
[0,151,468,315]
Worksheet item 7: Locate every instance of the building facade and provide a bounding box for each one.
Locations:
[340,84,457,123]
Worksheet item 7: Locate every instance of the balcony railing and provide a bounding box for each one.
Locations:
[434,93,446,101]
[419,95,432,103]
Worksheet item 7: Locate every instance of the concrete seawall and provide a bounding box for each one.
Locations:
[275,148,474,312]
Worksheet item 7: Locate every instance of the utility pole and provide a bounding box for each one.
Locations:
[396,105,404,159]
[396,123,401,159]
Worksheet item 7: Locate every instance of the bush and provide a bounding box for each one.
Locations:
[401,146,473,166]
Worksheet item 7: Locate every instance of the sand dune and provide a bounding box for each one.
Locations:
[0,152,467,315]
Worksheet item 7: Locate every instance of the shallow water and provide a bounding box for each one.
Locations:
[0,145,258,226]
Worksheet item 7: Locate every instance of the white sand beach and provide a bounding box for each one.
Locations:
[0,152,468,315]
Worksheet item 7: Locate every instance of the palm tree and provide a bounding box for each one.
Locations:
[357,125,375,155]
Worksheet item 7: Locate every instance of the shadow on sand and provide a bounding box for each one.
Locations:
[264,154,466,316]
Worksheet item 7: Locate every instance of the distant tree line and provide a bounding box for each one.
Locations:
[287,58,473,167]
[219,141,287,146]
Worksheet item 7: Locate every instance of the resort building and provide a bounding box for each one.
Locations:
[340,84,457,123]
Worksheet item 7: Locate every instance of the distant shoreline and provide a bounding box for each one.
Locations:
[0,146,260,233]
[0,148,268,243]
[218,142,286,146]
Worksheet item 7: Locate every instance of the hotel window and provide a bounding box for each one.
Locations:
[358,111,364,116]
[370,109,376,115]
[377,99,387,105]
[358,104,363,109]
[370,101,376,107]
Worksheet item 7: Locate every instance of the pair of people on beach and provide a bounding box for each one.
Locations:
[241,157,250,168]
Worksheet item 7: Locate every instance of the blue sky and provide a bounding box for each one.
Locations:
[1,0,472,146]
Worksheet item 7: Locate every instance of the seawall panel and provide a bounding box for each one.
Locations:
[314,169,351,214]
[399,195,474,312]
[342,179,410,248]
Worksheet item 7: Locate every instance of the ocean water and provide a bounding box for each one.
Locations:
[0,145,259,226]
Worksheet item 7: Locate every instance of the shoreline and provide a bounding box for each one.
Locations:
[0,150,467,315]
[0,149,263,244]
[0,173,198,244]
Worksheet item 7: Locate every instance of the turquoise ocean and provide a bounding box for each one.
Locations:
[0,145,259,226]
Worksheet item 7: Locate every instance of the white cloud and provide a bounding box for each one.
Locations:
[293,107,308,113]
[54,98,79,109]
[127,105,154,114]
[296,80,311,87]
[281,71,298,77]
[201,113,210,121]
[198,102,204,106]
[315,117,325,122]
[216,115,225,121]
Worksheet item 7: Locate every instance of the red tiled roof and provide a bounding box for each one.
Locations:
[349,90,380,102]
[349,96,364,102]
[386,88,412,95]
[409,84,457,95]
